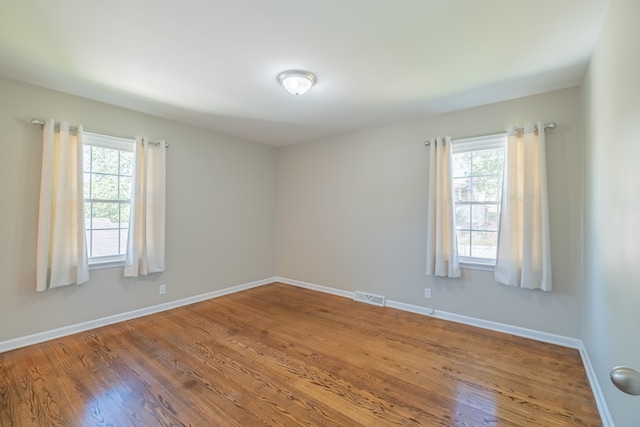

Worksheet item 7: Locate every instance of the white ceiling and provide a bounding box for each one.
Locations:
[0,1,610,146]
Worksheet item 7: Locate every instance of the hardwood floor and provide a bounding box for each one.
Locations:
[0,283,601,426]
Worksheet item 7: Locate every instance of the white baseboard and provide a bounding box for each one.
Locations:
[276,276,580,347]
[577,343,615,427]
[276,276,612,427]
[0,277,277,354]
[274,277,355,299]
[433,309,583,349]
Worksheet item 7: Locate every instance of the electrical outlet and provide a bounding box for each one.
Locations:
[159,284,166,295]
[424,288,431,299]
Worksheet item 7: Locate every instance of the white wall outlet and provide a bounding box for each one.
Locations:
[424,288,431,299]
[159,284,166,295]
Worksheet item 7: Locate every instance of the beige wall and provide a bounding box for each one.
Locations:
[277,87,584,337]
[0,77,278,342]
[0,78,586,343]
[0,72,592,353]
[582,0,640,425]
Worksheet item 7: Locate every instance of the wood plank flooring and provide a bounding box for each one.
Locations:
[0,283,601,426]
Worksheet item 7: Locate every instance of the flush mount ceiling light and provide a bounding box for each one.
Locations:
[278,70,317,95]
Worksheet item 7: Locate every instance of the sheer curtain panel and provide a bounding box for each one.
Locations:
[495,123,552,291]
[125,137,166,277]
[36,120,89,291]
[426,136,461,278]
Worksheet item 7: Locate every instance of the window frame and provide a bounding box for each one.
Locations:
[451,133,507,270]
[82,131,135,269]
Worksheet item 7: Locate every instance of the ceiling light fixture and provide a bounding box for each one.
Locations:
[278,70,317,95]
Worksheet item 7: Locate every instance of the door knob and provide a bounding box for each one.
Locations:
[610,366,640,395]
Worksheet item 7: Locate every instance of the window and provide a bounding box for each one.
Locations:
[83,132,135,266]
[451,134,506,267]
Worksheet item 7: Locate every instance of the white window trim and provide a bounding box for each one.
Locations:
[452,133,506,270]
[460,259,496,271]
[452,133,506,154]
[88,257,125,270]
[84,131,134,152]
[83,131,135,268]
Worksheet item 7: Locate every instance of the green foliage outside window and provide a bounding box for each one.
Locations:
[83,145,133,226]
[452,141,505,260]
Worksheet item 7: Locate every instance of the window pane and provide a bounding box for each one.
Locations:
[91,174,119,200]
[455,204,471,230]
[470,231,498,259]
[120,203,130,226]
[473,148,504,176]
[83,145,92,172]
[85,230,91,257]
[83,132,134,262]
[120,228,129,254]
[92,202,120,229]
[451,137,505,264]
[456,231,471,257]
[486,204,500,230]
[91,146,119,174]
[84,202,92,228]
[452,152,472,178]
[83,173,91,199]
[91,229,121,257]
[453,178,471,202]
[472,176,501,202]
[120,151,134,176]
[119,176,132,201]
[471,203,500,231]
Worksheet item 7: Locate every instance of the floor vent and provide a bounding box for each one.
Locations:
[353,291,386,307]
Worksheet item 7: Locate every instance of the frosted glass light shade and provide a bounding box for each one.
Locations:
[278,70,316,95]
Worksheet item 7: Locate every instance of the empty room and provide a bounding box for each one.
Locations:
[0,0,638,425]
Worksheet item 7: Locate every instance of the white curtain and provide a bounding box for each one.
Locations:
[125,137,166,277]
[426,136,461,278]
[36,120,89,291]
[495,123,551,291]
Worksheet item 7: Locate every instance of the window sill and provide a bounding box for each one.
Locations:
[460,261,495,272]
[89,260,125,270]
